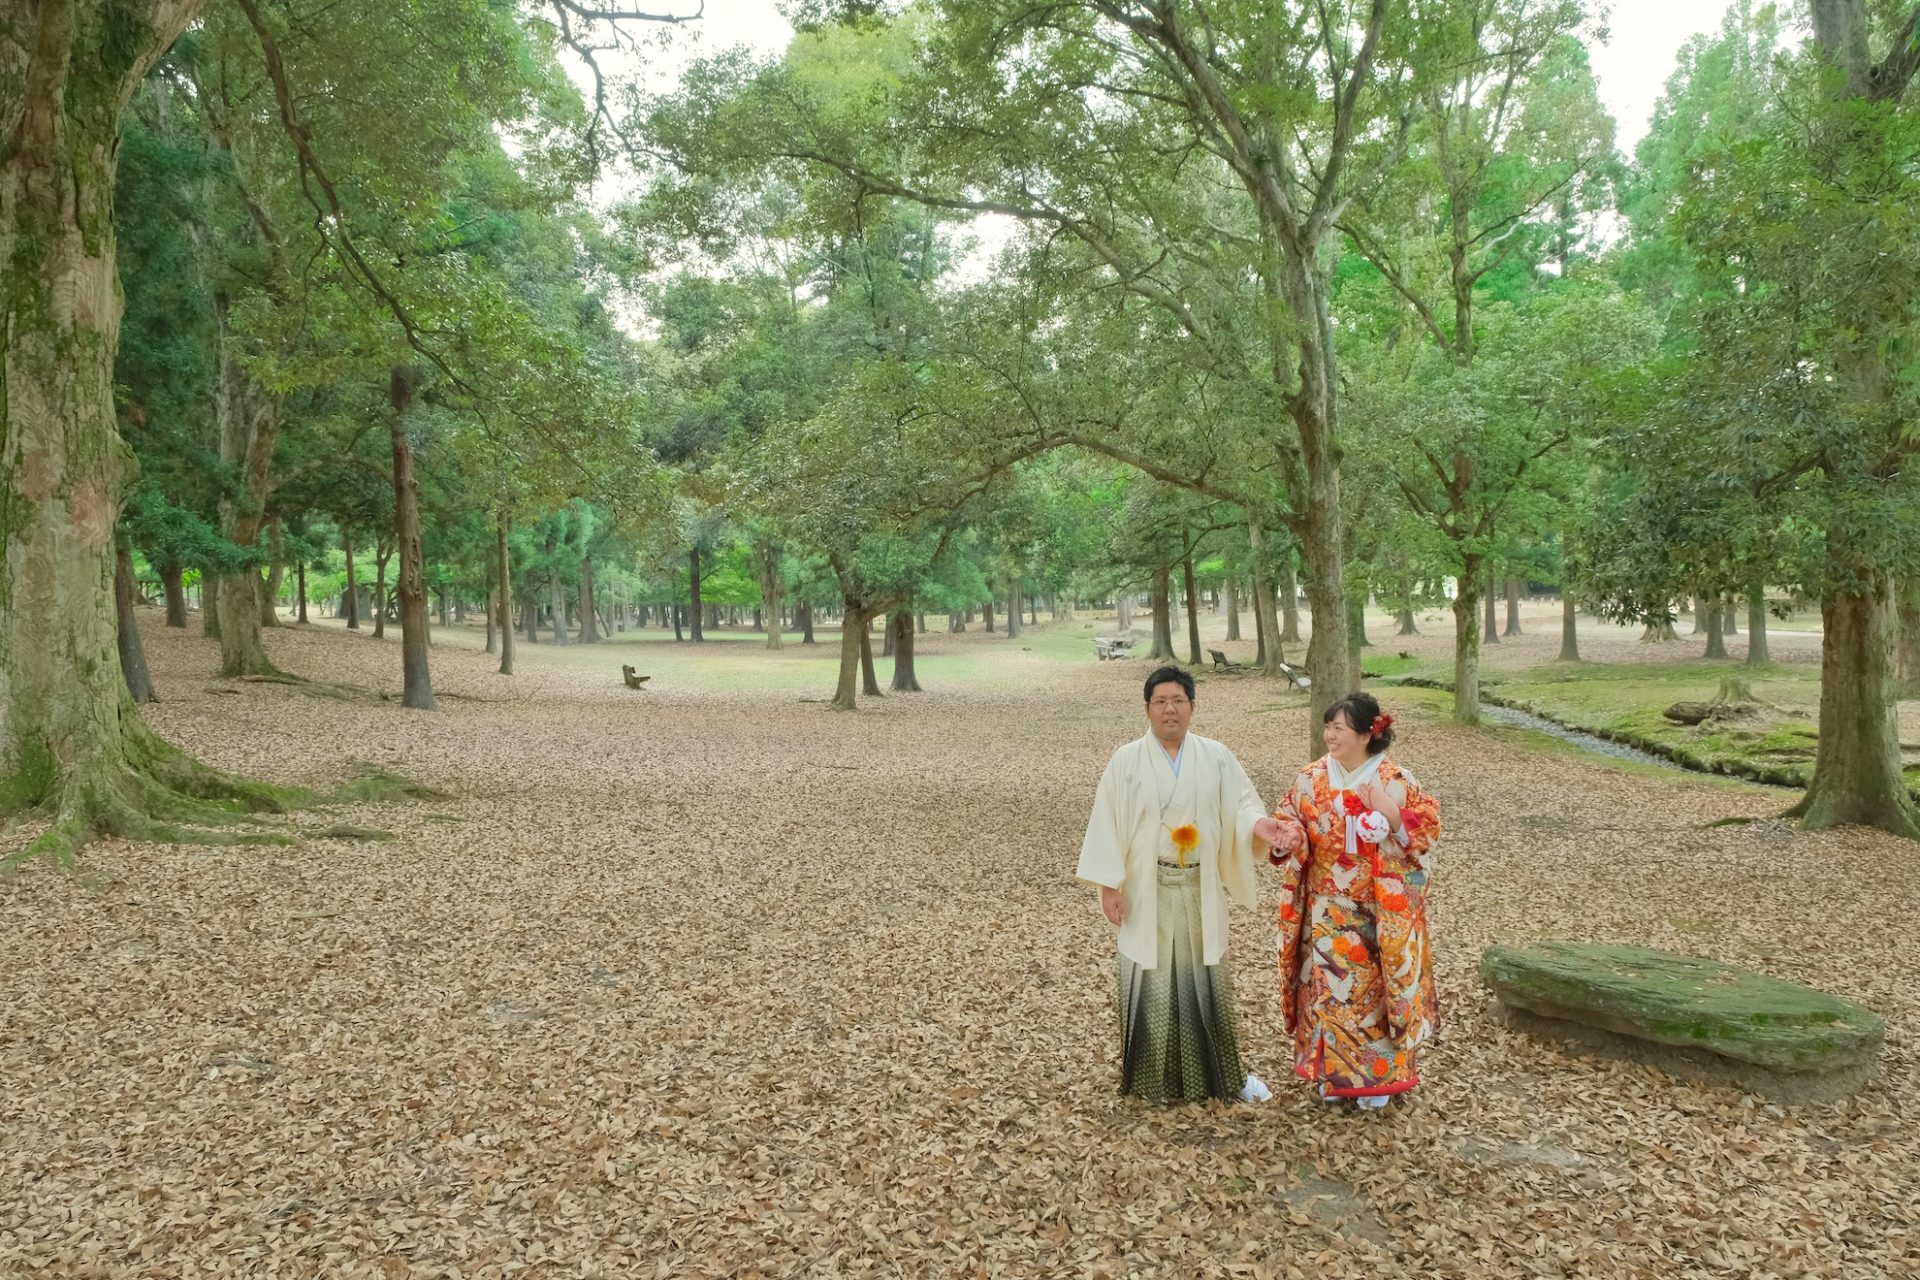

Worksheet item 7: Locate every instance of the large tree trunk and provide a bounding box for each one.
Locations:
[984,593,996,633]
[1115,591,1132,635]
[159,562,188,627]
[1748,582,1771,669]
[889,609,922,692]
[115,542,156,704]
[1723,595,1739,635]
[1503,577,1523,637]
[1703,596,1728,660]
[343,534,359,629]
[1451,559,1484,724]
[1482,572,1500,646]
[0,0,291,864]
[1147,565,1175,661]
[1225,576,1241,642]
[1557,592,1580,662]
[1007,578,1022,640]
[387,369,434,710]
[798,603,815,644]
[688,546,704,642]
[1788,580,1919,837]
[577,556,599,644]
[1182,557,1202,665]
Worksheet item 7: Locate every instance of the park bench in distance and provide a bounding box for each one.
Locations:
[1094,635,1135,661]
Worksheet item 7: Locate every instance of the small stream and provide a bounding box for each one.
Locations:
[1475,703,1687,772]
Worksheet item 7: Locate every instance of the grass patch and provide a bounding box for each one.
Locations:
[331,764,449,804]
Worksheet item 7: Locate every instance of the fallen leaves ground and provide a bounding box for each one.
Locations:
[3,607,1916,1279]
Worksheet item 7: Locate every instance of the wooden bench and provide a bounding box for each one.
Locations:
[1094,636,1136,661]
[621,665,651,690]
[1209,649,1234,669]
[1276,661,1312,691]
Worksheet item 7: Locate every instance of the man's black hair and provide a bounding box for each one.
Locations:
[1143,666,1195,703]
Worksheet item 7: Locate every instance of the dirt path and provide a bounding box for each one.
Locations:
[3,613,1915,1278]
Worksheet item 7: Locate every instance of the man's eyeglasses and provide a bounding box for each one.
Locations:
[1149,698,1191,710]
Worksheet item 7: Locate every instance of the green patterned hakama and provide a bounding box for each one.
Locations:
[1118,864,1246,1101]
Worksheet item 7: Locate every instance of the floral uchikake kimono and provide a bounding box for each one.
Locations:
[1270,753,1441,1099]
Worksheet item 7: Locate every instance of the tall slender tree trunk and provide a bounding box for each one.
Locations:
[484,570,496,656]
[203,579,220,639]
[889,609,922,692]
[295,560,307,624]
[372,544,390,641]
[758,542,784,651]
[343,534,359,629]
[159,563,188,627]
[1278,558,1301,644]
[798,603,814,644]
[1452,558,1484,724]
[1253,579,1268,667]
[1248,519,1283,674]
[115,542,156,705]
[1482,572,1500,646]
[860,616,884,697]
[670,603,683,643]
[1723,595,1739,635]
[577,556,599,644]
[1115,592,1132,634]
[1182,557,1202,665]
[1007,579,1022,640]
[984,593,995,633]
[1,0,280,863]
[829,588,868,711]
[386,369,434,709]
[688,547,704,642]
[1557,592,1581,662]
[1225,577,1241,642]
[1147,565,1176,661]
[259,520,285,629]
[1747,582,1771,669]
[1503,578,1523,637]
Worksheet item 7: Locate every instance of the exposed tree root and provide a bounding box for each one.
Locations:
[232,673,366,701]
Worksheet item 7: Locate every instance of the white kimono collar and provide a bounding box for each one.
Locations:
[1325,751,1385,793]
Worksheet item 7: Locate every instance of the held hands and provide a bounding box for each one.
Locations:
[1099,885,1125,926]
[1255,815,1305,857]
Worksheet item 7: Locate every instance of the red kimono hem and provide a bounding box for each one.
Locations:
[1292,1060,1421,1098]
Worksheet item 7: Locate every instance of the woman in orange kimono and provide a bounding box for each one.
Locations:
[1268,693,1441,1111]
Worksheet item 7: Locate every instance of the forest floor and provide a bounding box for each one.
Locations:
[3,605,1917,1279]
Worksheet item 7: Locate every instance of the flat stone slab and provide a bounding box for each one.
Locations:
[1482,942,1884,1101]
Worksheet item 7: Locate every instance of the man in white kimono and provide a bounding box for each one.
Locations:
[1078,666,1284,1102]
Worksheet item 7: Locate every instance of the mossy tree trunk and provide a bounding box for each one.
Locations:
[115,542,156,704]
[2,0,301,867]
[1894,577,1919,698]
[1451,555,1484,724]
[159,562,187,627]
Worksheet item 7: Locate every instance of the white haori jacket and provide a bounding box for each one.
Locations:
[1076,732,1268,969]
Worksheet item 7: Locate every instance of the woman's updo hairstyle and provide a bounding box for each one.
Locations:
[1323,691,1395,755]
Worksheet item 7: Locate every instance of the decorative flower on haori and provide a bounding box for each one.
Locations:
[1169,823,1200,868]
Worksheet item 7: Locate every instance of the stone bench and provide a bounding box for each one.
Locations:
[1481,941,1884,1102]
